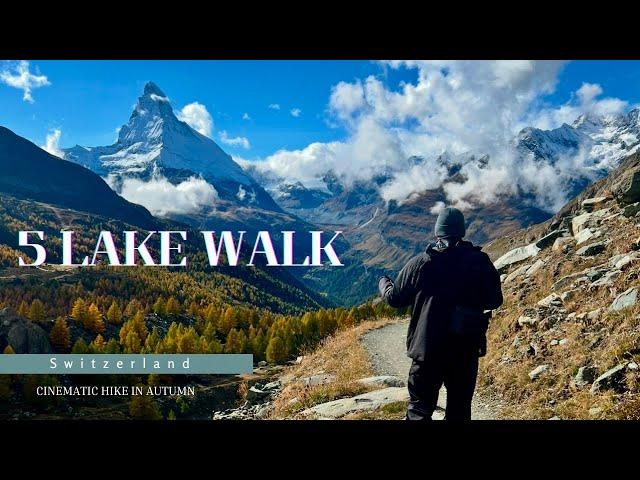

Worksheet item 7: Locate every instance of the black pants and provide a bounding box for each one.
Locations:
[406,344,479,421]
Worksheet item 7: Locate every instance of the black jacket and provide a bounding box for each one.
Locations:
[379,240,503,362]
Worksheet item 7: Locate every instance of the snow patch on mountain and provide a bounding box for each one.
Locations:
[63,82,279,216]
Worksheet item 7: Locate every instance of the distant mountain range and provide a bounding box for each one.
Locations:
[244,108,640,275]
[8,81,639,304]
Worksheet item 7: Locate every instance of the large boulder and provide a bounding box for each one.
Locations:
[576,242,606,257]
[302,387,409,418]
[537,293,563,308]
[590,363,628,393]
[302,373,336,387]
[612,169,640,205]
[0,307,52,353]
[609,252,640,270]
[494,243,541,272]
[573,366,597,388]
[572,212,593,235]
[575,228,601,245]
[592,270,621,287]
[357,375,405,388]
[504,263,532,284]
[582,196,610,212]
[528,364,549,381]
[552,236,574,252]
[610,287,638,311]
[623,202,640,218]
[525,259,546,277]
[535,230,568,249]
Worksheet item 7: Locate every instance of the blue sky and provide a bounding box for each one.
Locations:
[1,60,640,160]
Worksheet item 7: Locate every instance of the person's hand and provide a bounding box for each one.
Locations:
[378,275,392,296]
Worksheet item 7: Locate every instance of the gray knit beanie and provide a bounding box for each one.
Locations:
[434,207,465,239]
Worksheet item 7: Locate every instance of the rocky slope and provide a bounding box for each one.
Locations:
[480,150,640,419]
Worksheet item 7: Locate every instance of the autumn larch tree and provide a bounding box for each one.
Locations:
[106,301,123,325]
[50,317,71,351]
[165,296,180,316]
[85,303,105,334]
[71,338,89,354]
[266,336,288,364]
[28,299,46,323]
[17,301,29,318]
[90,334,106,352]
[71,298,87,323]
[153,297,166,317]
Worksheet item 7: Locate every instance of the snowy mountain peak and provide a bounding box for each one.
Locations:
[117,82,175,145]
[63,82,283,213]
[143,81,166,97]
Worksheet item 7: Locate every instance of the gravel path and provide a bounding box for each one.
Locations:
[362,319,500,420]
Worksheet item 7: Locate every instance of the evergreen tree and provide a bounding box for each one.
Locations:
[85,303,105,334]
[224,328,246,353]
[71,338,89,354]
[104,338,120,354]
[177,327,199,353]
[123,330,142,354]
[252,329,267,361]
[90,334,106,352]
[153,297,166,316]
[124,299,143,317]
[50,317,71,351]
[167,409,176,420]
[220,306,236,335]
[71,298,87,323]
[28,299,46,323]
[165,296,180,316]
[206,336,223,354]
[17,300,29,318]
[187,301,200,317]
[144,327,161,353]
[266,336,288,364]
[106,301,123,325]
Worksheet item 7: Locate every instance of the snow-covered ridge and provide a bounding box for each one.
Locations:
[63,82,278,213]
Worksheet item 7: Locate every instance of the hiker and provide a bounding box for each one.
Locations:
[378,206,503,420]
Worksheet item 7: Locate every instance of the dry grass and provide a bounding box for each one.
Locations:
[479,208,640,419]
[269,317,400,419]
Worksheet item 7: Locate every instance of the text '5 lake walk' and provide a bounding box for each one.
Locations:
[15,230,344,267]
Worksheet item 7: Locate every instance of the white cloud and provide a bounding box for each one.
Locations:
[249,61,633,212]
[268,103,281,110]
[177,102,213,137]
[219,130,250,149]
[329,79,366,121]
[0,60,50,103]
[116,175,218,216]
[242,112,251,120]
[430,201,446,215]
[290,108,302,117]
[41,128,64,158]
[527,81,628,130]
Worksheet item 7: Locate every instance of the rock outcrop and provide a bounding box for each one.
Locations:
[302,387,409,419]
[0,307,51,354]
